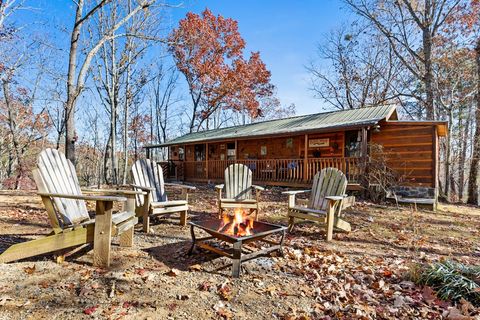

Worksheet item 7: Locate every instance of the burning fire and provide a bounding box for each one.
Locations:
[218,208,254,237]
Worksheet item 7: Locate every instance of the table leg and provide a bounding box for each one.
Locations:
[232,241,242,278]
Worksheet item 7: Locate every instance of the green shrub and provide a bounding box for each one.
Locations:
[414,260,480,306]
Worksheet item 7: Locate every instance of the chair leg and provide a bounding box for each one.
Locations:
[288,216,295,232]
[218,204,222,219]
[0,228,93,264]
[143,208,150,234]
[93,200,113,268]
[120,226,134,247]
[180,210,187,226]
[326,203,335,242]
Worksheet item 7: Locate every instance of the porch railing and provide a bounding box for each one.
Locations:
[174,157,361,185]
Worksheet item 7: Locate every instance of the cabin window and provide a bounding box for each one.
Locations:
[178,147,184,160]
[345,130,361,157]
[194,144,206,161]
[227,143,236,160]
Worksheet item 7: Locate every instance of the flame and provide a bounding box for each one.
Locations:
[218,208,254,237]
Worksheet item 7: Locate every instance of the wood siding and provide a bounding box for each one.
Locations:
[165,123,440,189]
[371,122,435,187]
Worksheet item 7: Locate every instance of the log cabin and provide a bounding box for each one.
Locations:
[145,106,447,206]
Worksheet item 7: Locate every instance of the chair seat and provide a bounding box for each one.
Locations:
[80,210,136,227]
[112,210,136,225]
[220,198,258,210]
[151,200,188,208]
[290,206,326,216]
[220,198,257,203]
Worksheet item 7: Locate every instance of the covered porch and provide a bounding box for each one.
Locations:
[146,128,368,189]
[170,157,362,187]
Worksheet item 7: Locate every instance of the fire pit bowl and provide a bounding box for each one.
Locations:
[188,218,287,277]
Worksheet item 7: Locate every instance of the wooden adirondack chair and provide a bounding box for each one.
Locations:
[131,159,195,233]
[0,148,141,267]
[216,164,264,220]
[284,167,355,241]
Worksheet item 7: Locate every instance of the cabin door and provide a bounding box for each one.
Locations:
[194,144,206,178]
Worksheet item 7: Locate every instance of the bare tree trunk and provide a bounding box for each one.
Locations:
[2,80,24,189]
[422,7,435,120]
[467,38,480,205]
[121,59,131,185]
[458,105,471,200]
[65,0,153,165]
[444,108,453,199]
[65,0,85,164]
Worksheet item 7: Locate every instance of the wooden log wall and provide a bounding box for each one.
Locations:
[370,122,435,187]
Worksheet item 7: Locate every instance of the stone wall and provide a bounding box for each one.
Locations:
[393,186,435,199]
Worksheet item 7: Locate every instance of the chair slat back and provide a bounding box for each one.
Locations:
[309,167,347,211]
[225,164,252,200]
[131,159,167,206]
[34,148,90,227]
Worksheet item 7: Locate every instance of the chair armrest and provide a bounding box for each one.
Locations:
[37,192,127,202]
[252,185,265,191]
[164,183,196,190]
[215,184,224,190]
[82,188,146,196]
[130,184,155,192]
[325,196,344,202]
[282,189,311,195]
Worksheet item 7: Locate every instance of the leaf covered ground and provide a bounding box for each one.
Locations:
[0,186,479,319]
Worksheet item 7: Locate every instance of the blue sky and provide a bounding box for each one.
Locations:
[17,0,349,116]
[171,0,347,115]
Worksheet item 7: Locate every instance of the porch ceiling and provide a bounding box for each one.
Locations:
[150,105,397,147]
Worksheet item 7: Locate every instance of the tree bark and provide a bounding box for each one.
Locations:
[65,0,84,164]
[422,12,435,120]
[2,80,24,189]
[444,109,452,200]
[467,38,480,205]
[458,105,471,200]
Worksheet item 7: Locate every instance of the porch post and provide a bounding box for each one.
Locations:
[303,134,308,182]
[235,140,238,161]
[361,127,368,166]
[206,142,209,182]
[146,147,151,160]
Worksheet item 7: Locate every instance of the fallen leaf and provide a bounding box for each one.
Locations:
[218,282,233,301]
[394,296,405,308]
[189,264,202,271]
[422,286,436,305]
[383,269,393,277]
[199,281,211,291]
[167,303,178,312]
[135,268,146,276]
[84,306,98,315]
[165,268,180,277]
[0,296,13,306]
[217,308,233,319]
[23,265,36,275]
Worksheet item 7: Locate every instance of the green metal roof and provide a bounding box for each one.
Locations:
[149,105,397,147]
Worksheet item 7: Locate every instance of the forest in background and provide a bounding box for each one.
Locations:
[0,0,479,205]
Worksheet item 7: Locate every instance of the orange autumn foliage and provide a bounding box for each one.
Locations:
[169,9,276,127]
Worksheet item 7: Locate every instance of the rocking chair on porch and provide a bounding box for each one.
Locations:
[283,167,355,241]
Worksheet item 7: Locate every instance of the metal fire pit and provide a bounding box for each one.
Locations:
[188,219,287,277]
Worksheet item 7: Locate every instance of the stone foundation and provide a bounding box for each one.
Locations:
[393,186,435,199]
